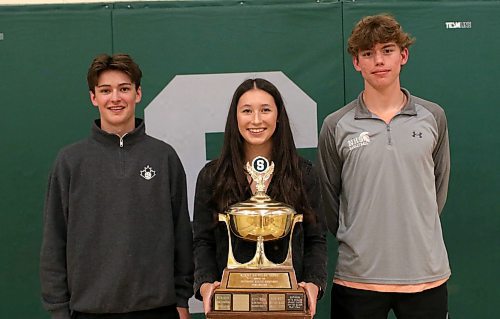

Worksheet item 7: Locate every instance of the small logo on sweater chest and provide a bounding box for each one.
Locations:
[347,132,371,150]
[412,131,423,138]
[140,165,156,180]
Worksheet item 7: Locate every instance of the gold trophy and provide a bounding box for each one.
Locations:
[208,156,310,319]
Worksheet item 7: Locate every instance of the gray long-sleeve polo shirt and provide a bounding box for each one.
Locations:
[318,89,451,284]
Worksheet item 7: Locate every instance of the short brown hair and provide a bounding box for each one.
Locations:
[347,14,415,57]
[87,53,142,93]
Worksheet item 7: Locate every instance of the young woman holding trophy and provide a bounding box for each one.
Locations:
[193,78,327,318]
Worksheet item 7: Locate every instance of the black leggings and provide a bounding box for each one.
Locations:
[331,282,449,319]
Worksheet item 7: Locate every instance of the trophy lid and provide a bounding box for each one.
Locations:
[227,193,296,215]
[226,156,297,216]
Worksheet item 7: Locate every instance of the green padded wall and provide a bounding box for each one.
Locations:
[111,0,344,131]
[0,4,113,318]
[0,1,498,318]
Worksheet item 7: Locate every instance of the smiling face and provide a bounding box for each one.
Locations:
[353,42,409,91]
[90,69,142,135]
[236,88,278,159]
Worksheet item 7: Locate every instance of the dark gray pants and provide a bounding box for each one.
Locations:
[72,305,179,319]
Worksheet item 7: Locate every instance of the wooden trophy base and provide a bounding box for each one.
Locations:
[206,268,311,319]
[207,311,312,319]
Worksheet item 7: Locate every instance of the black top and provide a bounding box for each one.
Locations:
[193,157,328,299]
[40,119,194,319]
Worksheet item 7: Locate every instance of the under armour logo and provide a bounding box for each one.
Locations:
[412,131,423,138]
[140,165,156,180]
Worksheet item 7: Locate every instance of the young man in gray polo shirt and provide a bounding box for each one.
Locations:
[318,14,451,318]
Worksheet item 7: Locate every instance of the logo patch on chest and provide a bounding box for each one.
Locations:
[412,131,423,138]
[347,132,371,150]
[140,165,156,180]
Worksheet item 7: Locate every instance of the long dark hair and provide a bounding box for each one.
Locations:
[211,78,314,221]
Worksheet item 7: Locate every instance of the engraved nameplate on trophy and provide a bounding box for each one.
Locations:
[207,156,310,319]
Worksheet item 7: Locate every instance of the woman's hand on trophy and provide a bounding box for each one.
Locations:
[200,281,221,314]
[298,281,319,318]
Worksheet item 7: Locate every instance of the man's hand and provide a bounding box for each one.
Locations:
[298,281,320,318]
[200,281,221,314]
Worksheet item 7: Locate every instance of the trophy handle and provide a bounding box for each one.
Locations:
[219,213,242,268]
[278,213,303,267]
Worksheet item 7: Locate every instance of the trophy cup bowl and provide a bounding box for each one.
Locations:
[228,209,293,241]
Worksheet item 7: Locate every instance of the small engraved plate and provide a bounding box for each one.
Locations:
[214,293,231,311]
[233,294,250,312]
[250,293,268,311]
[269,293,286,311]
[286,293,305,311]
[227,272,291,289]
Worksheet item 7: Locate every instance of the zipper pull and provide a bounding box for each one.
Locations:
[117,133,127,148]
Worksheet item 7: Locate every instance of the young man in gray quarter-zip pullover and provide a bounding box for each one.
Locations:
[40,54,194,319]
[318,14,451,319]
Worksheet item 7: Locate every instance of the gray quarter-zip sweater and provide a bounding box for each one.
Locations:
[40,119,194,319]
[317,89,451,284]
